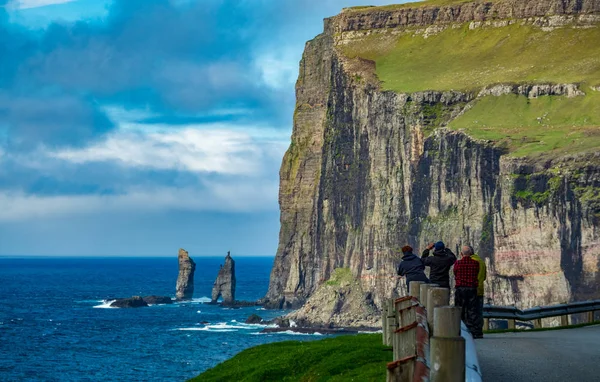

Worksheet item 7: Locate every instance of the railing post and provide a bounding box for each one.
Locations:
[422,283,439,314]
[385,299,396,346]
[430,306,465,382]
[419,283,433,305]
[383,299,389,345]
[483,318,489,331]
[508,319,516,330]
[393,297,416,361]
[409,281,425,298]
[588,311,596,324]
[560,315,569,327]
[534,318,543,329]
[427,287,450,335]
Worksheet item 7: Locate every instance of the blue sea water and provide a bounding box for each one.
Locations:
[0,257,318,381]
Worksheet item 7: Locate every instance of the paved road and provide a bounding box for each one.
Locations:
[476,325,600,381]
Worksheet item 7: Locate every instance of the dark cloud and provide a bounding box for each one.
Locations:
[0,92,114,149]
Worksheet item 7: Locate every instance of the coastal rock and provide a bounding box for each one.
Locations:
[263,0,600,326]
[142,296,173,305]
[176,248,196,301]
[211,252,236,304]
[245,314,263,324]
[284,268,380,328]
[110,296,149,308]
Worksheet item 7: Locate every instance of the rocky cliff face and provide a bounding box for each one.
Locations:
[263,0,600,325]
[211,252,236,304]
[176,248,196,301]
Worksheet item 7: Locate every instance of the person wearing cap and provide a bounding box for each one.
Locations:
[453,245,480,337]
[421,241,456,288]
[397,245,429,293]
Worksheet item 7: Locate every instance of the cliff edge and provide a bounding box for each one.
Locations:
[263,0,600,326]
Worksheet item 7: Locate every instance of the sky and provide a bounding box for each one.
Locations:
[0,0,399,257]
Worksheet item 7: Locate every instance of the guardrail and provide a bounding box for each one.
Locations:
[384,281,482,382]
[483,300,600,329]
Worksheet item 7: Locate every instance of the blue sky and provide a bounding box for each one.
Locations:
[0,0,398,256]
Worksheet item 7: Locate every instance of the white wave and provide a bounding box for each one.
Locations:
[93,300,117,309]
[190,297,212,303]
[178,327,236,333]
[175,320,277,333]
[208,322,276,330]
[254,330,324,336]
[359,330,383,334]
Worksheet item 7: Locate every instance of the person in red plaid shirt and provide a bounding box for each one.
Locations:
[453,245,481,338]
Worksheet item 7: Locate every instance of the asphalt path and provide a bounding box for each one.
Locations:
[476,325,600,382]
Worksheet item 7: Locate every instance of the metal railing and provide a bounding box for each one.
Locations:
[483,300,600,329]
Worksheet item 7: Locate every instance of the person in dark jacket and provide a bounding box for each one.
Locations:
[397,245,429,293]
[421,241,456,288]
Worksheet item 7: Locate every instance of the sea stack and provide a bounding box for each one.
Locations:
[211,251,236,304]
[176,248,196,301]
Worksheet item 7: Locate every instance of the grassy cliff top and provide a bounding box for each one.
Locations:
[345,0,486,12]
[341,23,600,93]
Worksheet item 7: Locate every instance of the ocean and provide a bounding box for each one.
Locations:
[0,257,321,381]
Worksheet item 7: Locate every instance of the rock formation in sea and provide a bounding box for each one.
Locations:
[109,295,173,308]
[211,251,236,304]
[245,314,263,324]
[142,296,173,305]
[110,296,149,308]
[176,248,196,301]
[262,0,600,326]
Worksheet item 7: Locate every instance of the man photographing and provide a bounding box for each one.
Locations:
[421,241,456,288]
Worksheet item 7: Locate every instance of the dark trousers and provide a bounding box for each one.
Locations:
[455,287,479,336]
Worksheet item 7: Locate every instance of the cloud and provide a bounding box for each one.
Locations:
[9,0,76,9]
[0,180,279,221]
[0,92,114,149]
[50,126,286,175]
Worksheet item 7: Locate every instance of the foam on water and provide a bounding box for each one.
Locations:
[251,330,324,336]
[176,320,278,333]
[93,300,116,309]
[178,327,237,333]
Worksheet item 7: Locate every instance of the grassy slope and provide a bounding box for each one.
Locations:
[341,21,600,157]
[448,92,600,157]
[343,23,600,93]
[192,334,389,382]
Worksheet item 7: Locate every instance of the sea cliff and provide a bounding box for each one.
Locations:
[263,0,600,326]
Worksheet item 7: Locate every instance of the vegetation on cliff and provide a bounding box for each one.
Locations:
[342,23,600,93]
[192,334,388,381]
[448,92,600,157]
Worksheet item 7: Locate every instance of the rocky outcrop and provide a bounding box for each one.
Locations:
[176,248,196,301]
[211,252,236,304]
[285,268,380,327]
[110,296,148,308]
[142,296,173,305]
[263,0,600,326]
[332,0,600,33]
[245,314,263,324]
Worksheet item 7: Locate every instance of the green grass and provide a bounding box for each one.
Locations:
[191,334,390,382]
[448,92,600,157]
[325,268,353,286]
[341,23,600,93]
[345,0,483,12]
